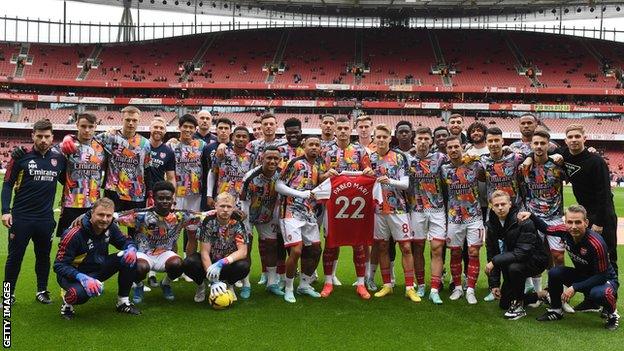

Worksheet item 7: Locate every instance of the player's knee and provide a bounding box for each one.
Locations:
[165,256,183,272]
[547,265,565,279]
[65,286,89,305]
[289,245,302,258]
[507,263,523,276]
[136,259,150,275]
[398,242,412,255]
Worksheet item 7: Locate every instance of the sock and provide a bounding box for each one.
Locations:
[416,269,425,286]
[404,269,415,287]
[532,277,542,292]
[148,271,156,278]
[450,249,462,288]
[365,261,371,278]
[279,273,286,282]
[332,260,339,277]
[266,267,277,286]
[356,277,365,286]
[300,274,313,288]
[324,275,333,284]
[431,275,442,291]
[277,260,286,275]
[353,245,367,278]
[285,277,294,292]
[117,296,130,306]
[369,264,378,281]
[242,274,251,288]
[390,261,396,282]
[467,255,480,289]
[162,276,172,286]
[381,268,392,284]
[323,248,337,276]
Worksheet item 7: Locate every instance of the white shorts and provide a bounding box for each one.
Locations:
[175,194,201,230]
[281,218,320,247]
[410,211,446,242]
[538,217,565,252]
[447,220,485,248]
[136,250,180,272]
[255,220,281,240]
[374,213,412,242]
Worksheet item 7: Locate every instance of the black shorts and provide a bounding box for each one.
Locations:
[56,207,91,237]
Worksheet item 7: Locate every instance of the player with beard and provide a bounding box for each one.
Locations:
[369,124,420,302]
[318,116,374,299]
[278,117,305,169]
[276,136,324,303]
[407,127,448,304]
[447,114,467,145]
[145,117,176,203]
[241,146,285,296]
[2,120,67,305]
[440,136,486,304]
[193,110,217,145]
[320,114,338,150]
[432,126,450,154]
[509,113,558,156]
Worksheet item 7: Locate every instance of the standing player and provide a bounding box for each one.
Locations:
[354,115,375,153]
[440,136,485,304]
[509,113,558,156]
[522,129,566,267]
[278,117,305,168]
[447,114,467,145]
[252,119,263,141]
[432,126,450,154]
[116,181,203,303]
[183,193,251,303]
[95,106,151,233]
[320,114,337,150]
[202,117,234,209]
[408,127,448,304]
[276,136,324,303]
[54,198,139,318]
[194,110,217,145]
[369,124,420,302]
[464,122,489,156]
[249,114,286,167]
[240,146,285,296]
[318,116,374,299]
[522,206,619,330]
[2,120,67,305]
[145,117,176,202]
[170,114,209,258]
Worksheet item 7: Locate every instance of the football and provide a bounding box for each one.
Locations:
[209,291,234,310]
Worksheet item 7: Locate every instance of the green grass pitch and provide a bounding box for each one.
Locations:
[0,181,623,350]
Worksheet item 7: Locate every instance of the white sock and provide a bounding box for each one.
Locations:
[430,288,439,294]
[148,271,156,278]
[162,276,172,286]
[242,274,251,288]
[324,275,333,284]
[390,261,396,281]
[117,296,130,306]
[356,277,365,285]
[532,277,542,292]
[365,261,371,278]
[266,267,277,286]
[332,260,338,276]
[285,277,294,292]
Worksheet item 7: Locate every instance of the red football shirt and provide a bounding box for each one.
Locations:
[313,173,382,248]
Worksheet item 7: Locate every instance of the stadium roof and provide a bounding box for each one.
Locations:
[72,0,624,19]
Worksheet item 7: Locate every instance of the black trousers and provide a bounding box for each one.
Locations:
[548,266,619,314]
[499,261,546,309]
[4,218,56,294]
[183,253,250,285]
[591,212,618,274]
[57,253,136,305]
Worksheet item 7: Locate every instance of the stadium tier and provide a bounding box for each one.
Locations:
[1,28,623,89]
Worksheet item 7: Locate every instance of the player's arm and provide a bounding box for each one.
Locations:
[114,210,138,228]
[523,212,566,238]
[200,241,213,271]
[53,232,83,280]
[276,180,311,199]
[1,158,20,227]
[492,220,537,266]
[225,222,249,263]
[591,156,614,228]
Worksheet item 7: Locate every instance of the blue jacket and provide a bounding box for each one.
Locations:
[54,211,135,280]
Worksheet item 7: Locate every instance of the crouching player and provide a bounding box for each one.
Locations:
[183,193,250,303]
[520,205,620,330]
[115,181,204,303]
[53,198,139,319]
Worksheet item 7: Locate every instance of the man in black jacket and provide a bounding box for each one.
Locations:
[54,197,139,319]
[485,190,549,320]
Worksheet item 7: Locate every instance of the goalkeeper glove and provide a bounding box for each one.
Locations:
[76,273,103,297]
[118,246,137,267]
[60,134,79,155]
[206,258,229,282]
[210,281,227,296]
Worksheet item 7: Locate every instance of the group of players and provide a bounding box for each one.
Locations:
[0,107,619,330]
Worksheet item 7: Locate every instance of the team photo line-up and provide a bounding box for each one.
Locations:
[0,107,619,329]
